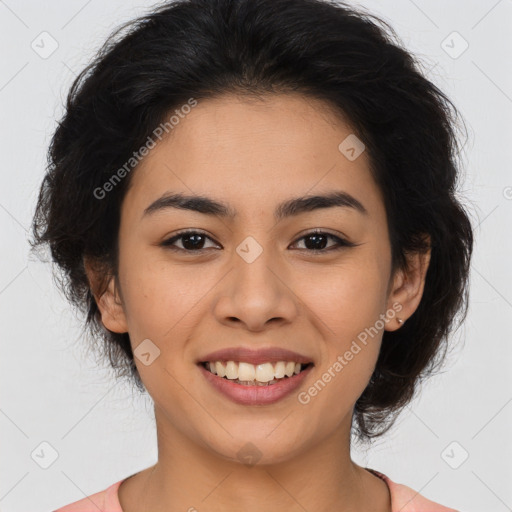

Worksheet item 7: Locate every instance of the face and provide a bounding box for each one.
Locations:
[91,93,428,465]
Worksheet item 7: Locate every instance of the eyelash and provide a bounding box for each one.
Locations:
[160,229,356,254]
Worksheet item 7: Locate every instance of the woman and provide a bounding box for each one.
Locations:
[31,0,473,510]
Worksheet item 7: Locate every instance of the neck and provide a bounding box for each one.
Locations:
[119,405,391,512]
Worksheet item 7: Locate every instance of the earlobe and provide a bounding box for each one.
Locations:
[83,257,128,334]
[385,236,431,331]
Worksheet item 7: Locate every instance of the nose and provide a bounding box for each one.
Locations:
[212,241,300,332]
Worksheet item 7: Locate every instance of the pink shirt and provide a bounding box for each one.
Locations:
[53,468,460,511]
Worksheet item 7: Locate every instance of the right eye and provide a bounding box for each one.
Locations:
[160,230,221,252]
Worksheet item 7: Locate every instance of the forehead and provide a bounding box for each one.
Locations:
[123,93,385,221]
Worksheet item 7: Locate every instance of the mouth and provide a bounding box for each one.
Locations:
[199,360,314,386]
[198,359,315,405]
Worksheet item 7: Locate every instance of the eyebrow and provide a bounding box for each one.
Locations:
[142,190,368,221]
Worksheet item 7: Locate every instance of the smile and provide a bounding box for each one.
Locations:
[198,361,314,405]
[202,360,312,385]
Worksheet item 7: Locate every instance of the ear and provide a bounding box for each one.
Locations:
[385,235,431,332]
[84,257,128,333]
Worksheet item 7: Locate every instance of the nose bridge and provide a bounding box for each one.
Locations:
[213,231,299,329]
[232,233,280,297]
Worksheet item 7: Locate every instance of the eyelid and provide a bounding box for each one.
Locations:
[289,228,357,251]
[161,229,220,250]
[160,228,357,252]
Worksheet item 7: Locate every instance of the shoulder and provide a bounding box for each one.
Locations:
[366,468,461,512]
[53,479,124,512]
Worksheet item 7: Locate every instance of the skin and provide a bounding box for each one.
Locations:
[86,93,431,512]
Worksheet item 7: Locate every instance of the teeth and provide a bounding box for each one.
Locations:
[225,361,238,380]
[204,360,307,383]
[215,361,226,378]
[238,362,256,381]
[285,362,296,377]
[274,361,286,379]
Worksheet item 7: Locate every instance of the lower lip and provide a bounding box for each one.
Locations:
[198,363,314,405]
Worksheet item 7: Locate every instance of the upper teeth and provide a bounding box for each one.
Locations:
[205,361,305,382]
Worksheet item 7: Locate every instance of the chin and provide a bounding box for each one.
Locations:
[205,432,307,467]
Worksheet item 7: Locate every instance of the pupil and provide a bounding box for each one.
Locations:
[183,234,204,250]
[306,234,327,250]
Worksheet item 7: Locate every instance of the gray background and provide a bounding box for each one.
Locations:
[0,0,511,510]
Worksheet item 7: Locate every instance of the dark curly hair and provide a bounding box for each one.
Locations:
[30,0,474,444]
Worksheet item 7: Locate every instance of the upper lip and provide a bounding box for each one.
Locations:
[197,347,314,366]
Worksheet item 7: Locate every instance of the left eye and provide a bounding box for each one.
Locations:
[290,230,354,251]
[160,230,354,253]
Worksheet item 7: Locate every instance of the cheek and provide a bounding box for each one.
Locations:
[299,255,388,337]
[296,273,383,420]
[117,251,208,399]
[117,256,168,339]
[295,254,387,394]
[117,246,217,344]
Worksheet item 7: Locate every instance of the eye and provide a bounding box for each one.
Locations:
[290,229,356,252]
[160,230,220,252]
[160,229,357,253]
